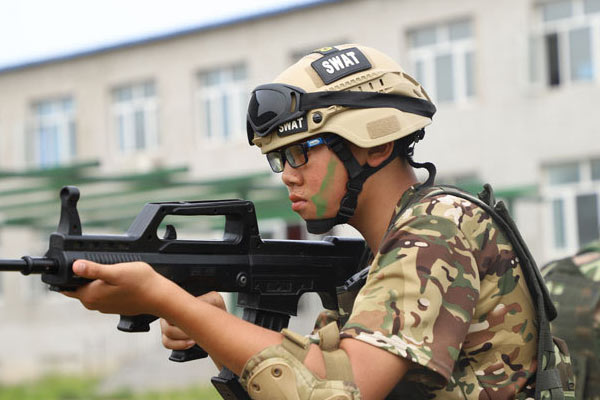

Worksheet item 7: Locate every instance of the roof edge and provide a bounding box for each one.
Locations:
[0,0,342,75]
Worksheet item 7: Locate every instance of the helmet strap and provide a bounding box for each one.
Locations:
[305,134,401,234]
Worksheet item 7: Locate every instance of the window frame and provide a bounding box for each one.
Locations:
[406,18,476,105]
[194,64,248,146]
[542,158,600,259]
[530,0,600,88]
[29,97,76,167]
[110,81,159,155]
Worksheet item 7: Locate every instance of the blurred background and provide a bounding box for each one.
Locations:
[0,0,599,397]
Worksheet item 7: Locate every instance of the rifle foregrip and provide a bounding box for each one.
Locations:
[169,344,208,362]
[117,314,157,332]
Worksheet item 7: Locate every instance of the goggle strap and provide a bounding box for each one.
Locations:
[300,91,436,118]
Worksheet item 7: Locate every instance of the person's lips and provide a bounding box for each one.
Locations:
[289,194,308,212]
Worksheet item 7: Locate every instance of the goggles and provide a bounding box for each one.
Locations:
[266,136,326,173]
[246,83,437,145]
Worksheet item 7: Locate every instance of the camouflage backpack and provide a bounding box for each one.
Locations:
[542,241,600,400]
[337,183,575,399]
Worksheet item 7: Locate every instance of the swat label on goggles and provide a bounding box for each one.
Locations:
[311,47,372,85]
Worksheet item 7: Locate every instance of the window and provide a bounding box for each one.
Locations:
[111,81,158,153]
[530,0,600,87]
[196,64,247,144]
[543,158,600,258]
[30,97,76,167]
[407,18,476,104]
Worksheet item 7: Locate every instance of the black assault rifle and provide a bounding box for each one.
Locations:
[0,186,367,399]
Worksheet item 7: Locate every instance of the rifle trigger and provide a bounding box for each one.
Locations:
[163,224,177,240]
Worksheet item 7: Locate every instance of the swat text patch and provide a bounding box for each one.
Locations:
[277,116,308,137]
[311,47,372,85]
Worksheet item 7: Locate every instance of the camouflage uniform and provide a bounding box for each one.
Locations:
[542,240,600,400]
[315,185,539,399]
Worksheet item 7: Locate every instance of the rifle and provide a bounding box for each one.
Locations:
[0,186,367,399]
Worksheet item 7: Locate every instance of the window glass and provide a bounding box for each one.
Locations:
[569,27,594,81]
[465,51,475,97]
[585,0,600,14]
[545,33,561,86]
[202,100,211,140]
[114,87,132,102]
[221,94,230,139]
[435,54,454,102]
[143,81,155,97]
[547,162,580,184]
[576,193,600,246]
[232,64,247,81]
[409,26,437,47]
[449,19,472,41]
[414,60,425,87]
[592,159,600,180]
[552,198,567,248]
[543,0,573,21]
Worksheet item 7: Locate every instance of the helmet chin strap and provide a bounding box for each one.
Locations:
[305,132,437,235]
[305,134,398,234]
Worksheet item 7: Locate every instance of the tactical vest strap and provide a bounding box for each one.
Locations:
[537,369,564,399]
[418,183,567,399]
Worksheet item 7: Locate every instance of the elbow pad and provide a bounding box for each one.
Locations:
[240,322,361,400]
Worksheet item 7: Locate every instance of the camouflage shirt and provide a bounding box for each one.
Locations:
[331,185,539,399]
[542,240,600,400]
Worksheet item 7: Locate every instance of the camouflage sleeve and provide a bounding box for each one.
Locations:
[312,309,340,334]
[340,195,481,385]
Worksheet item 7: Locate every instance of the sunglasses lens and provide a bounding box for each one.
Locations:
[248,89,288,132]
[285,145,306,168]
[266,152,284,173]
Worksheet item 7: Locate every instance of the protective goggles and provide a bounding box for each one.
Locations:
[246,83,437,144]
[266,136,326,173]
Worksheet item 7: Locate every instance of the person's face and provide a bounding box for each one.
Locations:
[280,140,348,221]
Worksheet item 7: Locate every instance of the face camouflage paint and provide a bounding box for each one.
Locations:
[311,158,338,218]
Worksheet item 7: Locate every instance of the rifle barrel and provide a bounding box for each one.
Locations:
[0,258,57,274]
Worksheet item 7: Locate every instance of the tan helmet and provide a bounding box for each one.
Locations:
[246,44,436,234]
[248,43,435,154]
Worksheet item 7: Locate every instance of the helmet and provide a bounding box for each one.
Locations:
[246,44,436,234]
[247,44,435,153]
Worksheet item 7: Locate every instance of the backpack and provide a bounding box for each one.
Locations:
[542,243,600,400]
[338,183,576,399]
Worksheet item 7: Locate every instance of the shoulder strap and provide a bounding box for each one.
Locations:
[421,184,563,399]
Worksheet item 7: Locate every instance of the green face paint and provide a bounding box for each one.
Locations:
[311,158,338,218]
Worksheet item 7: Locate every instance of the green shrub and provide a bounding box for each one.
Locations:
[0,375,221,400]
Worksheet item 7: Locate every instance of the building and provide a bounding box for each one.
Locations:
[0,0,599,389]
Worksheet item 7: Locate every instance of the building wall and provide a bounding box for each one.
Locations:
[1,0,599,386]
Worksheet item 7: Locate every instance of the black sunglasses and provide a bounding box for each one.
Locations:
[266,137,326,173]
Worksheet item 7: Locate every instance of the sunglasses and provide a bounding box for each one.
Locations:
[266,137,326,173]
[246,83,437,145]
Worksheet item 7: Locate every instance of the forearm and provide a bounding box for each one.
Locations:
[155,278,285,375]
[155,280,407,399]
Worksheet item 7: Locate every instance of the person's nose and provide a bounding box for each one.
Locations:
[281,161,302,188]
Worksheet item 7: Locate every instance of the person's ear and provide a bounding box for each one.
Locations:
[366,142,394,168]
